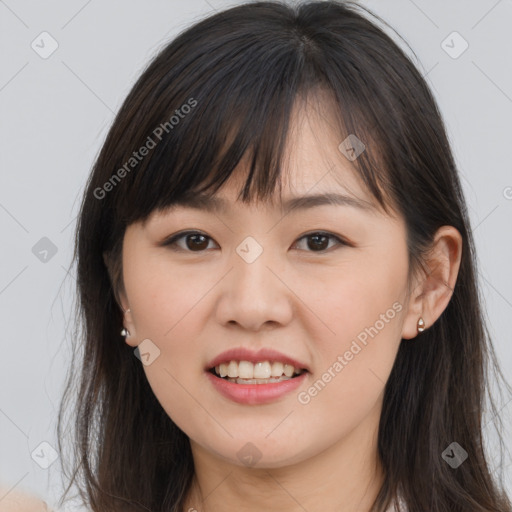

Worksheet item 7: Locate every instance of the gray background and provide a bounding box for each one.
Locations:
[1,0,511,510]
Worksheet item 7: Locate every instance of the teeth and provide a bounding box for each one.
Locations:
[254,361,271,379]
[283,364,295,377]
[213,360,304,379]
[227,361,238,378]
[271,361,283,377]
[239,360,254,379]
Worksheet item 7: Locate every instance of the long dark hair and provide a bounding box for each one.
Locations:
[57,1,512,511]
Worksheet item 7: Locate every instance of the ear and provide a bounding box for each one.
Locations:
[401,226,463,340]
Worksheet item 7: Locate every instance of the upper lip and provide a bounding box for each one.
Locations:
[206,347,310,372]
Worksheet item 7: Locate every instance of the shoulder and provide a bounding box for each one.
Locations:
[0,486,52,512]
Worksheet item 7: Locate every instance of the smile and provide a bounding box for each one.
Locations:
[211,360,305,382]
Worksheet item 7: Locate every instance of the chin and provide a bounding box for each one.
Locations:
[192,433,319,470]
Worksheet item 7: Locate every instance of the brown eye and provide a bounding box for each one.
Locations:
[163,231,217,252]
[292,232,347,252]
[184,233,210,251]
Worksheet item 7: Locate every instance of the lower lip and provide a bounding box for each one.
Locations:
[206,370,308,405]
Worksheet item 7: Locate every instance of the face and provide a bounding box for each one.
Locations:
[119,101,412,469]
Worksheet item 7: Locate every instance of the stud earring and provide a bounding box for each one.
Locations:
[417,317,426,333]
[121,309,131,337]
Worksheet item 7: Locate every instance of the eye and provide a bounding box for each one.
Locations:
[162,231,218,252]
[292,231,348,252]
[162,230,348,253]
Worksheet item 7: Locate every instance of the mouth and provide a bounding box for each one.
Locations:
[207,360,308,385]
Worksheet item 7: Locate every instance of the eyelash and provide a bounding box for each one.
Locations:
[161,230,350,254]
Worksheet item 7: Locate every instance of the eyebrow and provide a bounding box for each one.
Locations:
[167,192,376,215]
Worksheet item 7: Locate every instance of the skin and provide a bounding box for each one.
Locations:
[117,99,462,512]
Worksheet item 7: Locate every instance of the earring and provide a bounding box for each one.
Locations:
[417,317,426,333]
[121,308,131,337]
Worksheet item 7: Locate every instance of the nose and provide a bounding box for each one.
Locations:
[214,240,293,331]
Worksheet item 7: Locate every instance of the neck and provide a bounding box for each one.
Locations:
[182,403,384,512]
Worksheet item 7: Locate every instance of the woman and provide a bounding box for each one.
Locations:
[49,1,512,511]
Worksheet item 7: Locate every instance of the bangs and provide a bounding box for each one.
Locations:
[102,14,399,233]
[124,84,390,224]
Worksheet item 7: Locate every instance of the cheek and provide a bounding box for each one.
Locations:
[123,248,207,339]
[122,246,214,369]
[295,287,405,439]
[302,238,408,352]
[122,251,210,430]
[298,236,408,408]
